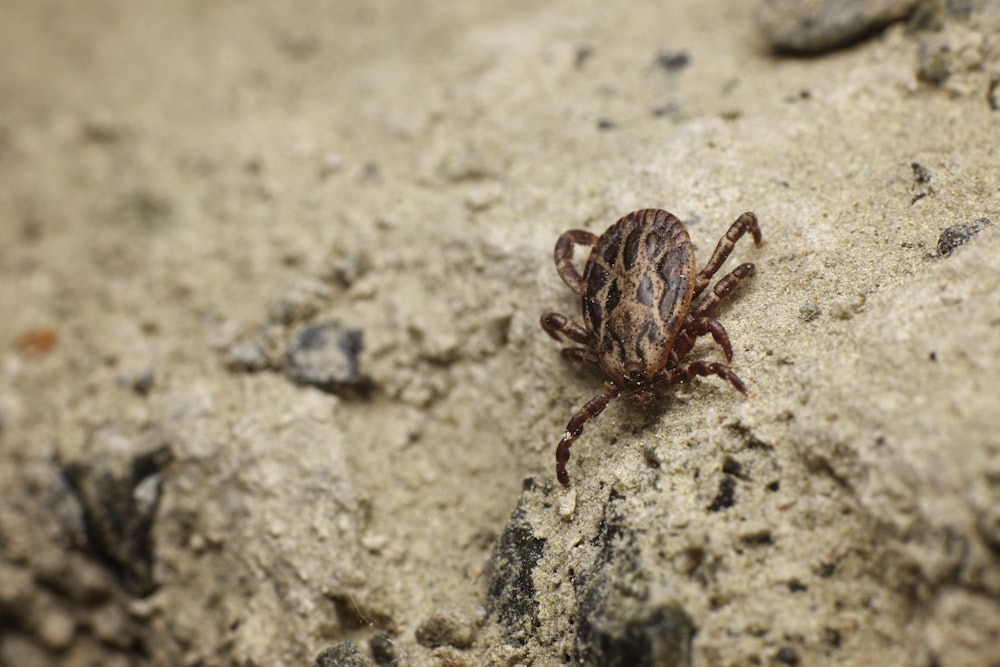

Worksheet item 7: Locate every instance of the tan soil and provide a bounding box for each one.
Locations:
[1,1,998,666]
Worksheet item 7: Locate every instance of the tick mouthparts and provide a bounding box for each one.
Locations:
[623,368,647,385]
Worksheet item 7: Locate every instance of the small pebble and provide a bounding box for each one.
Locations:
[313,641,373,667]
[415,608,477,649]
[464,182,503,211]
[776,645,801,665]
[35,608,75,650]
[224,342,270,372]
[267,280,331,325]
[326,254,369,288]
[60,433,170,597]
[90,603,132,648]
[656,49,690,72]
[757,0,920,53]
[369,634,399,666]
[70,555,116,604]
[937,217,993,257]
[286,321,365,394]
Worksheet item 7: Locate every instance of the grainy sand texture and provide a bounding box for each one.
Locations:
[1,1,999,665]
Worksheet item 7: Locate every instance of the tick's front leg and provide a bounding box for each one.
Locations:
[540,312,591,345]
[555,382,620,490]
[554,229,598,296]
[561,347,600,366]
[692,212,761,298]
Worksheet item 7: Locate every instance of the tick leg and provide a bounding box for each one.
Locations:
[556,382,621,488]
[672,318,733,363]
[693,212,761,299]
[541,312,591,345]
[656,361,747,395]
[561,347,600,366]
[691,262,755,319]
[555,229,599,296]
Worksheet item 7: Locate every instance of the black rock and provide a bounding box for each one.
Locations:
[937,217,993,257]
[587,600,695,667]
[483,479,547,645]
[369,635,398,667]
[312,641,373,667]
[575,491,695,667]
[707,476,737,512]
[286,321,366,394]
[757,0,920,53]
[776,646,801,665]
[60,429,171,597]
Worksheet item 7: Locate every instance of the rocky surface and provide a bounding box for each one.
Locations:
[757,0,921,52]
[1,1,999,666]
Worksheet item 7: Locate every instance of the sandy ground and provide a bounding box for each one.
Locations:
[1,1,999,666]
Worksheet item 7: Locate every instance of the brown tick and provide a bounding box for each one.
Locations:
[541,208,761,510]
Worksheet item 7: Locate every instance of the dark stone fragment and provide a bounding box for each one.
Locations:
[369,635,398,667]
[917,42,951,84]
[313,641,373,667]
[936,217,993,257]
[911,161,932,184]
[588,602,695,667]
[575,492,695,666]
[656,50,690,72]
[721,456,744,478]
[707,476,737,512]
[757,0,920,53]
[740,530,774,547]
[788,579,808,592]
[286,321,367,395]
[60,430,171,597]
[776,646,800,665]
[483,483,547,645]
[908,0,977,30]
[652,103,682,118]
[130,369,155,396]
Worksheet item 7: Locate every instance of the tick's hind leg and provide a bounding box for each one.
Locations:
[693,212,761,299]
[556,382,620,489]
[541,312,591,345]
[656,361,747,395]
[554,229,598,295]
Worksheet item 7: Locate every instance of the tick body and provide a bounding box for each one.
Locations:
[541,209,761,499]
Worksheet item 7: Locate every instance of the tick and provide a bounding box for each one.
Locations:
[541,208,762,508]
